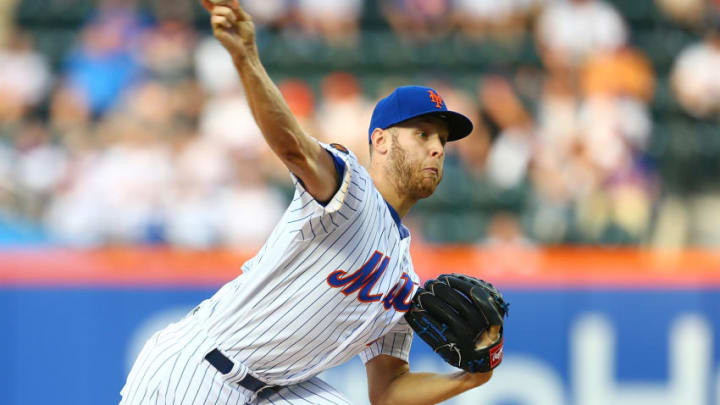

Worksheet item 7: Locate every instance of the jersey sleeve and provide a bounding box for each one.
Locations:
[358,318,414,364]
[285,142,371,241]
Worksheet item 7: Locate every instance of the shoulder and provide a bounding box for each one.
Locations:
[320,141,372,186]
[328,143,351,155]
[322,142,359,165]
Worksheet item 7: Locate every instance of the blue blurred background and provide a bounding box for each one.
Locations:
[2,0,720,404]
[4,286,719,405]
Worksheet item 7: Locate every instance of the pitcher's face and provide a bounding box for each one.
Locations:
[386,116,448,199]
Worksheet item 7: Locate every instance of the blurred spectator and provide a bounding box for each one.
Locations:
[536,74,580,163]
[581,47,655,102]
[49,84,91,134]
[453,0,537,42]
[651,196,689,248]
[532,49,656,244]
[45,114,173,246]
[170,80,205,124]
[0,139,14,206]
[199,87,264,153]
[671,14,720,118]
[316,72,373,166]
[14,121,68,219]
[485,211,533,247]
[0,0,706,247]
[279,78,321,139]
[296,0,363,46]
[163,129,285,248]
[149,0,195,23]
[0,0,18,45]
[240,0,293,29]
[382,0,453,42]
[477,211,539,274]
[138,19,196,83]
[578,94,652,172]
[655,0,706,27]
[0,30,51,122]
[122,81,176,129]
[63,2,146,116]
[214,151,286,248]
[194,37,240,95]
[477,76,534,189]
[197,80,291,190]
[162,127,225,248]
[578,46,655,173]
[162,178,220,248]
[535,0,628,71]
[533,75,590,239]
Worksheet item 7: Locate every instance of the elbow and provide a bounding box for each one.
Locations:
[275,133,304,160]
[276,136,316,170]
[369,385,398,405]
[279,146,313,175]
[280,148,308,166]
[370,395,393,405]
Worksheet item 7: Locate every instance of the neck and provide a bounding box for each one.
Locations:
[368,164,417,218]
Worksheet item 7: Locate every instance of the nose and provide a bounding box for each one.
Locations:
[429,136,444,158]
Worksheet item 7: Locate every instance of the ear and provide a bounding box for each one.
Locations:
[370,128,390,155]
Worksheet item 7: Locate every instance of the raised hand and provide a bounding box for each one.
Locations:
[202,0,257,60]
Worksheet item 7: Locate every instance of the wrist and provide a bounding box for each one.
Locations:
[460,370,493,389]
[232,51,261,71]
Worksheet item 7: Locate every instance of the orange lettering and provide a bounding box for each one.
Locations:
[428,90,444,108]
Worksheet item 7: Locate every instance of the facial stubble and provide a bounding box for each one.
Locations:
[387,132,442,200]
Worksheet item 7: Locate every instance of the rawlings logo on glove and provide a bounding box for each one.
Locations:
[404,274,509,373]
[489,339,504,368]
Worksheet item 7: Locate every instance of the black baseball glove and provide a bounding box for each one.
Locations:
[404,274,509,373]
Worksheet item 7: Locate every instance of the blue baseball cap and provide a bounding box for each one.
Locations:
[368,86,473,143]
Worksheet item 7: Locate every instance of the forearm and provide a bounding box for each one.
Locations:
[378,370,492,405]
[232,54,317,163]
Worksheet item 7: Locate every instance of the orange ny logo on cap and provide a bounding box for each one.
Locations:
[428,90,444,109]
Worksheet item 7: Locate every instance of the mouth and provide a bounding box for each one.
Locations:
[423,167,439,175]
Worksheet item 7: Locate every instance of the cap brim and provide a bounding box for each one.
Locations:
[422,111,474,142]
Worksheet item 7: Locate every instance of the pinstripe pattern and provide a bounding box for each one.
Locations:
[121,144,418,404]
[256,377,353,405]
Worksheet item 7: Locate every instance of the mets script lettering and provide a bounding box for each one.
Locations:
[326,251,416,312]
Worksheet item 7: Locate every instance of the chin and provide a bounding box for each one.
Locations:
[413,181,438,199]
[416,190,435,199]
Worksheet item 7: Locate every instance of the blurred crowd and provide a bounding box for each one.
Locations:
[1,0,720,249]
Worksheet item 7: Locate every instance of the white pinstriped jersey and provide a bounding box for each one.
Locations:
[189,142,420,386]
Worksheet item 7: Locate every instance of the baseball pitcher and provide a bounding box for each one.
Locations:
[119,2,508,404]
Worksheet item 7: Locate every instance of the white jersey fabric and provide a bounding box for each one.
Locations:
[121,143,420,404]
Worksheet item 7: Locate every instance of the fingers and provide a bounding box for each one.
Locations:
[210,7,238,33]
[211,15,230,30]
[202,0,251,22]
[201,0,236,10]
[475,325,501,350]
[215,6,237,23]
[487,325,501,341]
[233,4,252,21]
